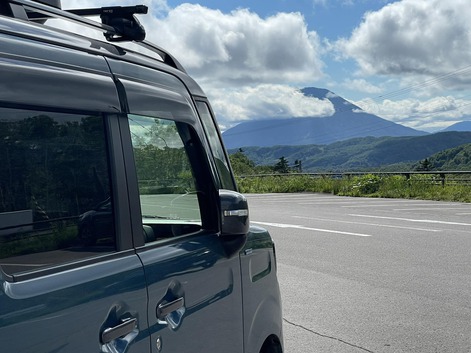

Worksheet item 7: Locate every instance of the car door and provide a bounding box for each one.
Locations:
[0,108,150,353]
[123,110,244,353]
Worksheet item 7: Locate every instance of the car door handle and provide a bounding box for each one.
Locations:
[156,297,184,319]
[101,317,137,344]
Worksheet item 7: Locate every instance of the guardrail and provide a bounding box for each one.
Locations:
[238,171,471,187]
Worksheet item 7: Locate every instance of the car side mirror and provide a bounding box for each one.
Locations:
[219,190,249,257]
[219,190,249,236]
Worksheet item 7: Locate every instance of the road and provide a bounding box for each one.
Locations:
[246,193,471,353]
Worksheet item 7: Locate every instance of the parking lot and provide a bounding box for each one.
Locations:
[247,193,471,353]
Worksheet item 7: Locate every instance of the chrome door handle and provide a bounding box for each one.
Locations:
[101,317,137,344]
[156,297,184,319]
[157,297,186,330]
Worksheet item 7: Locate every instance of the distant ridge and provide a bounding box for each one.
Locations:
[222,87,426,148]
[442,120,471,132]
[229,131,471,172]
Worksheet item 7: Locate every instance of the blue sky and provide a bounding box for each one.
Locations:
[163,0,387,39]
[62,0,471,132]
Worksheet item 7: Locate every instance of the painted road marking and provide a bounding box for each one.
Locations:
[252,221,372,237]
[393,207,471,211]
[292,215,441,233]
[350,214,471,227]
[341,203,460,208]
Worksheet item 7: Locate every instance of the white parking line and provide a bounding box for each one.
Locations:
[350,214,471,227]
[252,221,372,237]
[292,215,441,233]
[299,201,373,205]
[341,203,455,208]
[393,207,471,211]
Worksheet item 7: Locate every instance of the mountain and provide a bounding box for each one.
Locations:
[222,87,426,149]
[229,131,471,172]
[442,120,471,132]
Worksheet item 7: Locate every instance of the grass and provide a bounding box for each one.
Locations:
[236,174,471,203]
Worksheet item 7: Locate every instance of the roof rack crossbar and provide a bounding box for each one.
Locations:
[4,0,185,72]
[67,5,148,42]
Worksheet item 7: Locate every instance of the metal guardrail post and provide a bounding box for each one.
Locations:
[440,173,446,187]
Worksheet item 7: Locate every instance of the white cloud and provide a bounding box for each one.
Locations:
[354,96,471,131]
[331,0,471,132]
[61,1,323,86]
[143,4,324,87]
[208,85,334,128]
[342,79,382,94]
[335,0,471,92]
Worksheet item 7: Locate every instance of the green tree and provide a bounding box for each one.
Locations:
[229,151,256,175]
[274,156,290,174]
[417,158,432,171]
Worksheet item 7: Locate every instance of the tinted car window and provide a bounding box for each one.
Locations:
[0,108,115,276]
[128,114,202,242]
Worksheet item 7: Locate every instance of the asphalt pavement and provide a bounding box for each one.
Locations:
[246,193,471,353]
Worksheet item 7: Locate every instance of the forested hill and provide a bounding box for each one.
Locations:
[422,143,471,170]
[228,131,471,172]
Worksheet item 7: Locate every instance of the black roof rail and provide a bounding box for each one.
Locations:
[3,0,186,72]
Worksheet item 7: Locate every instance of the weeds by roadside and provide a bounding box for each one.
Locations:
[235,174,471,202]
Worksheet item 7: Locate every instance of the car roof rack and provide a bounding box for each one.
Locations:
[2,0,186,72]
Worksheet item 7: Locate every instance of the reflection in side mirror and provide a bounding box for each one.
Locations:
[219,190,249,236]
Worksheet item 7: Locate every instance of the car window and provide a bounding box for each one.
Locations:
[0,108,115,277]
[195,101,236,190]
[128,114,203,242]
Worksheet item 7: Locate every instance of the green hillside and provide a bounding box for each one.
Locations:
[418,143,471,170]
[229,131,471,172]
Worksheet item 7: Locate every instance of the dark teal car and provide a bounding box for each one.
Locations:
[0,1,283,352]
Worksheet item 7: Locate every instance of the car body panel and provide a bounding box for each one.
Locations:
[0,254,150,352]
[137,234,244,353]
[241,227,283,353]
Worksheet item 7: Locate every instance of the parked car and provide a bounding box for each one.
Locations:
[0,1,283,352]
